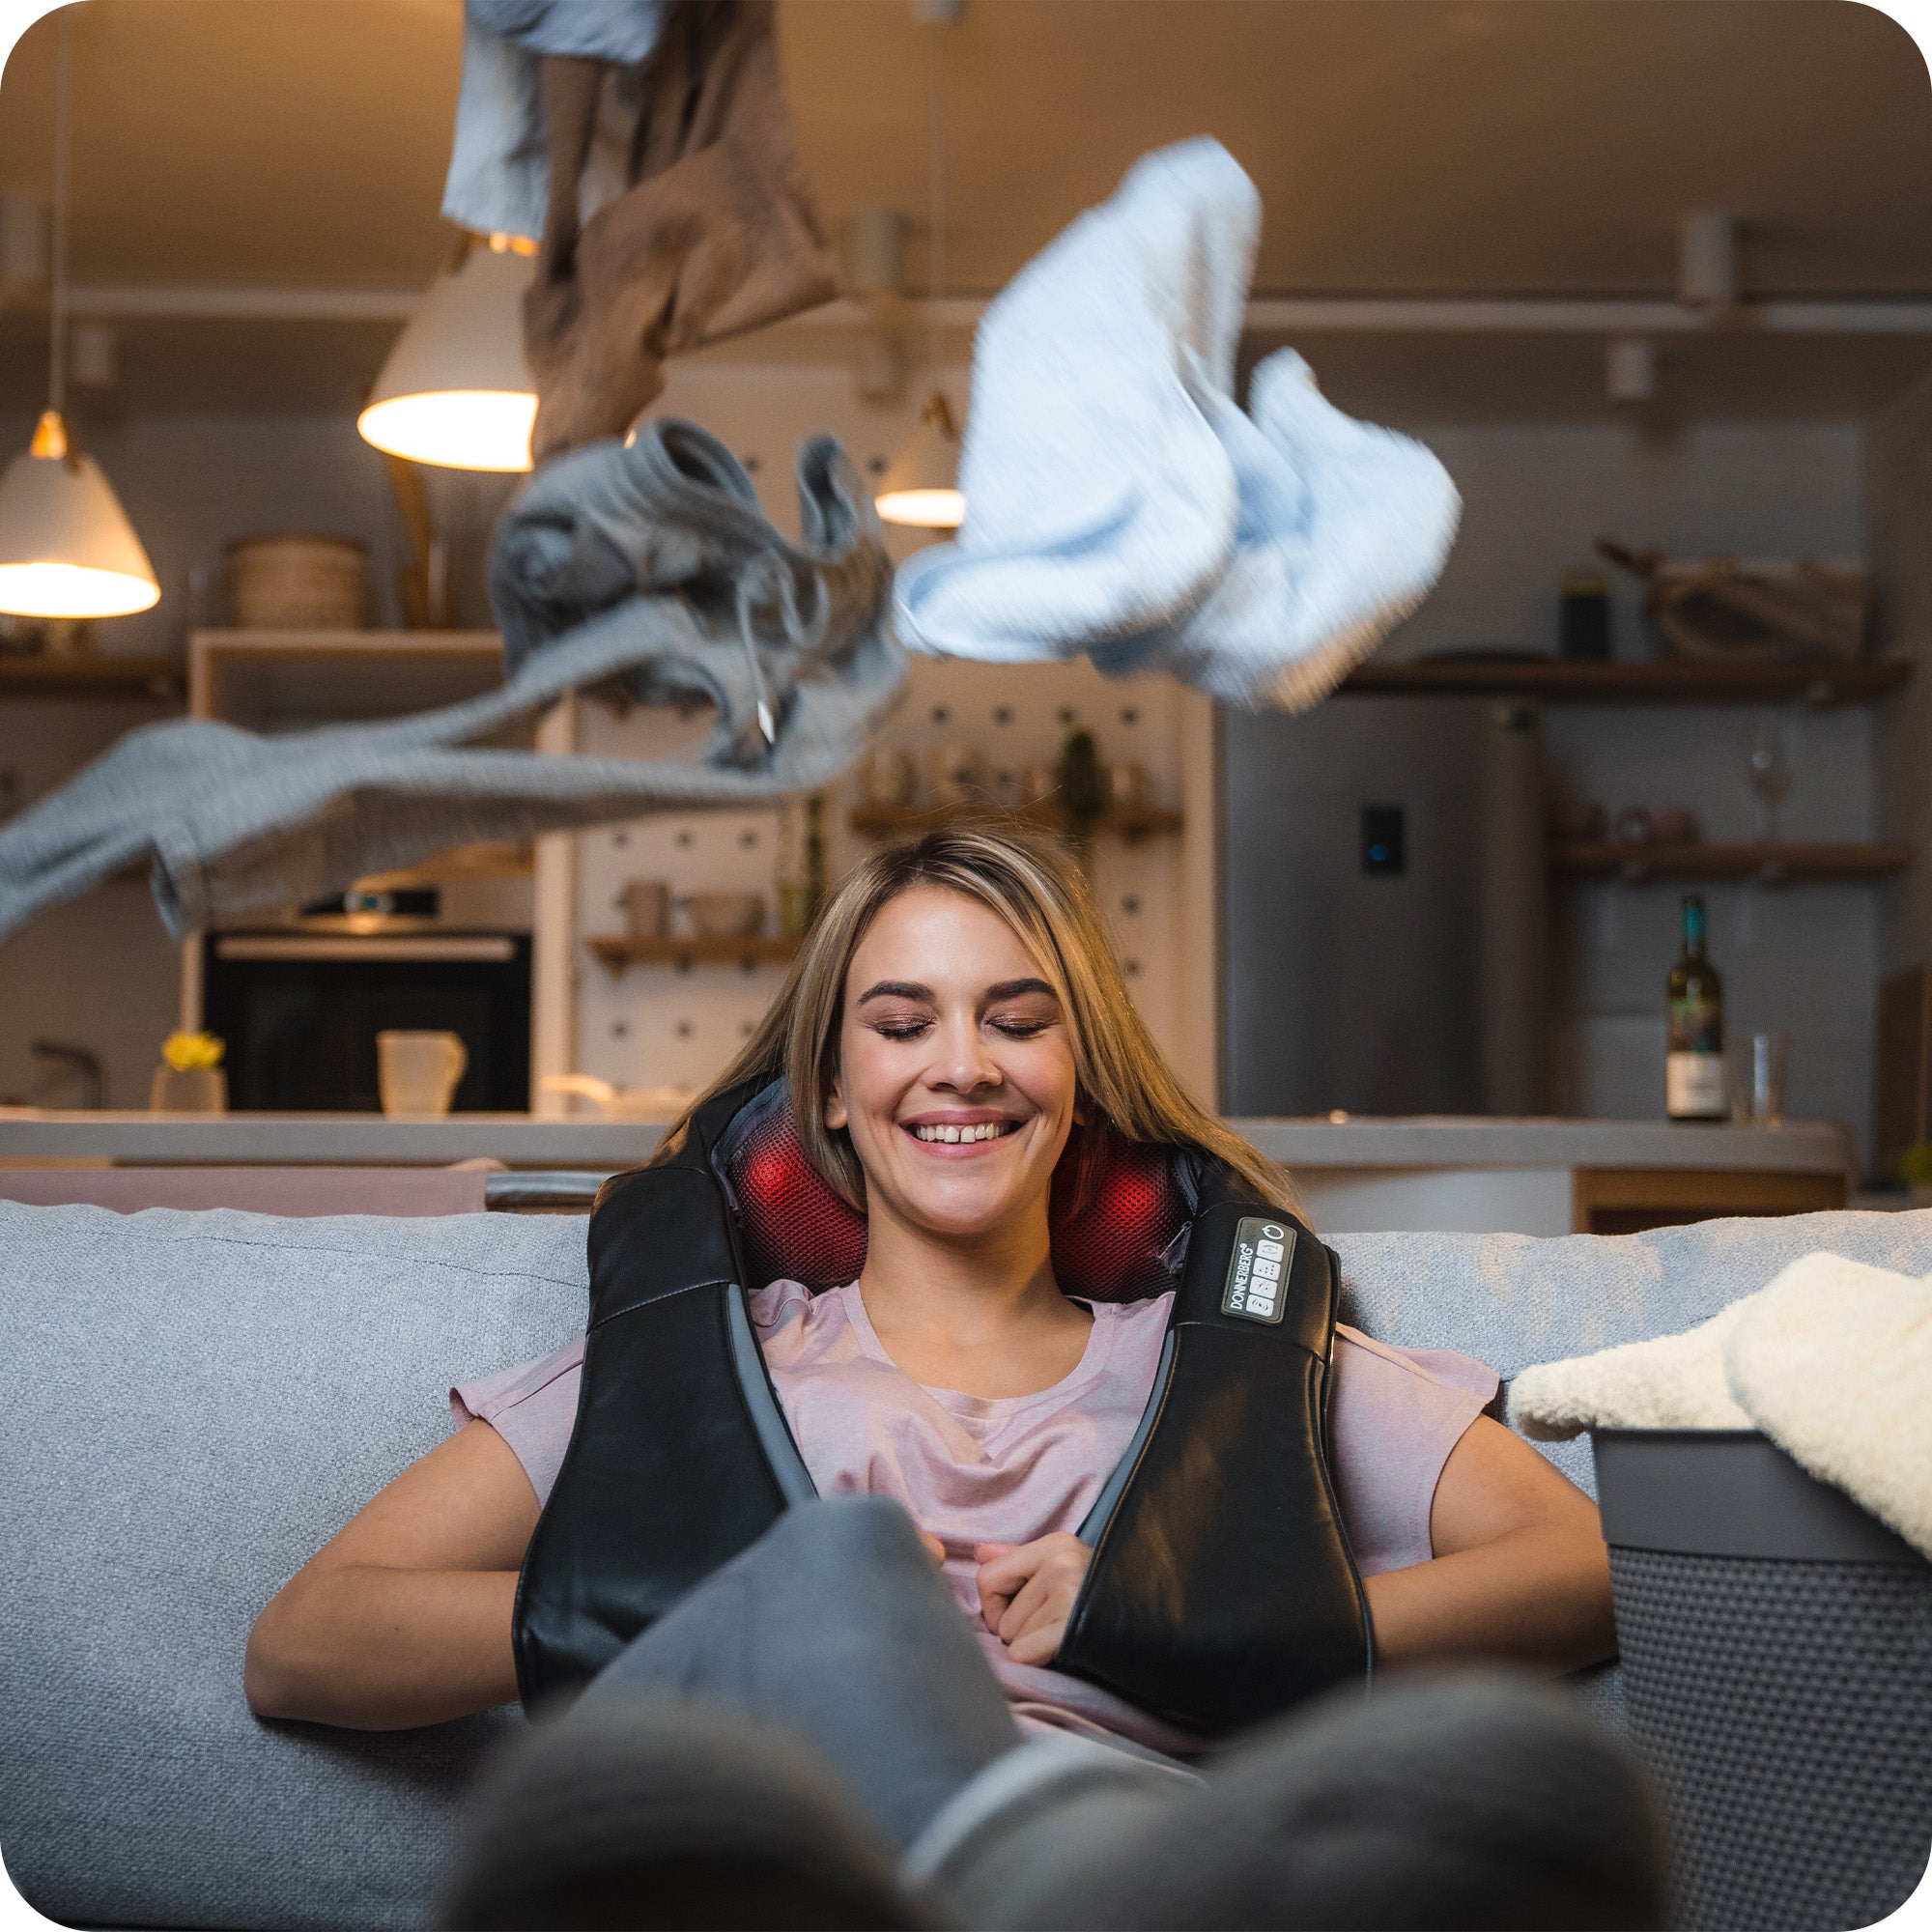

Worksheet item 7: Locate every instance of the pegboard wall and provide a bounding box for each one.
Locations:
[822,655,1198,1075]
[571,698,789,1095]
[564,655,1208,1102]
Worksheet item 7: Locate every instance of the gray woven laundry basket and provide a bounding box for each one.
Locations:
[1594,1429,1932,1932]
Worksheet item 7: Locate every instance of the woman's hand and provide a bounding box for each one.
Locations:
[974,1533,1092,1665]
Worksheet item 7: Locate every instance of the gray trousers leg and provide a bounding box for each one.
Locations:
[574,1493,1023,1851]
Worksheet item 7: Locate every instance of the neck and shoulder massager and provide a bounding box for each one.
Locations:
[514,1074,1373,1736]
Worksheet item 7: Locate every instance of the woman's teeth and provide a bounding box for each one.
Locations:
[910,1122,1014,1143]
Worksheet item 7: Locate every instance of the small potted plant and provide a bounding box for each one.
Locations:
[150,1032,227,1114]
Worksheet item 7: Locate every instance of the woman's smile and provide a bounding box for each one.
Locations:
[902,1114,1025,1149]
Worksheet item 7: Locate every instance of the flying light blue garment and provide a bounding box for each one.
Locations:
[441,2,668,241]
[469,0,667,61]
[0,425,900,939]
[893,138,1461,712]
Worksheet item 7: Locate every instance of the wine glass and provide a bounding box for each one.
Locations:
[1745,722,1795,841]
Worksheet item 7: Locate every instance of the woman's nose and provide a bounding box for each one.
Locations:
[930,1013,1001,1093]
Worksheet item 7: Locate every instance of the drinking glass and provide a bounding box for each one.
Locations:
[1747,1031,1790,1125]
[1745,723,1795,840]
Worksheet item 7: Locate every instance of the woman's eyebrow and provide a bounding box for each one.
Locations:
[856,980,933,1007]
[984,978,1058,1002]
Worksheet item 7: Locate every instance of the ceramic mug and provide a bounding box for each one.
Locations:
[377,1030,468,1117]
[686,890,766,938]
[620,878,670,938]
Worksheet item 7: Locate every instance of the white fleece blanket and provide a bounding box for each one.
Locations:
[1509,1251,1932,1558]
[893,138,1460,711]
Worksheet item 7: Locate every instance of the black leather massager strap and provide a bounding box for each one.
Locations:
[512,1078,809,1710]
[1054,1161,1373,1734]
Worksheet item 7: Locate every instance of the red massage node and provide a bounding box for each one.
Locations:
[726,1098,1191,1301]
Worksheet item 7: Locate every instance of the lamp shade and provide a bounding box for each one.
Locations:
[357,245,537,472]
[875,391,965,529]
[0,413,159,619]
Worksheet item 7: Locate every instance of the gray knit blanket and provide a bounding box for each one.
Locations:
[0,422,901,939]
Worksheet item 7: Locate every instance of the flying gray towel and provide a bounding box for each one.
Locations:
[0,424,900,940]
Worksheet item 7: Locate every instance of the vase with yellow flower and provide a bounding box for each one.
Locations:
[150,1032,227,1114]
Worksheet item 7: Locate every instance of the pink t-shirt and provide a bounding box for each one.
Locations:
[453,1282,1495,1757]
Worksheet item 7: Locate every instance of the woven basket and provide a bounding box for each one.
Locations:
[227,533,368,631]
[1594,1429,1932,1932]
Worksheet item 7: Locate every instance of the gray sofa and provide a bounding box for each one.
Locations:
[5,1198,1931,1932]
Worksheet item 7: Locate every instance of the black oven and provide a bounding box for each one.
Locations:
[202,929,531,1112]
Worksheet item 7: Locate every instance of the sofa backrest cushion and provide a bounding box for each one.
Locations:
[0,1203,586,1932]
[4,1200,1930,1931]
[1332,1209,1932,1496]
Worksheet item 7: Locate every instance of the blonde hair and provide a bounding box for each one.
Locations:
[655,820,1299,1217]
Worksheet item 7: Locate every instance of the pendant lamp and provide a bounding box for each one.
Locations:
[357,242,537,472]
[0,14,158,621]
[876,13,964,529]
[874,391,963,528]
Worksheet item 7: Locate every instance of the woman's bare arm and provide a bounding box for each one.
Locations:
[1362,1416,1616,1675]
[243,1419,541,1730]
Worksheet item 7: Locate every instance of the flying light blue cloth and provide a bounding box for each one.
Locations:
[0,425,900,939]
[469,0,667,60]
[893,139,1461,711]
[442,1,668,241]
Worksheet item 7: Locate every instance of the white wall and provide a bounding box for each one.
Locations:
[1379,421,1869,663]
[1376,419,1879,1161]
[0,410,420,652]
[1867,367,1932,983]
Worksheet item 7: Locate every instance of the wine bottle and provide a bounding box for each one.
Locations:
[1666,895,1727,1122]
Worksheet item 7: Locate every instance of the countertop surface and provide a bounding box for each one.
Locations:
[0,1110,1854,1174]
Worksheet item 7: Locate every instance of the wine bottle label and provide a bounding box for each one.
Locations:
[1667,1052,1729,1119]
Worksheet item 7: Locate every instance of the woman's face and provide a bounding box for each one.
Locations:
[826,885,1078,1243]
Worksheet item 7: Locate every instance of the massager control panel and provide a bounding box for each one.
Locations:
[1221,1216,1294,1324]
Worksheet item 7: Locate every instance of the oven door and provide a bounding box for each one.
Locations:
[204,933,532,1112]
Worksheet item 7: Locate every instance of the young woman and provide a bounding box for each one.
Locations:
[245,825,1614,1756]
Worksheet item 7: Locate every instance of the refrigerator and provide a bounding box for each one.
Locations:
[1220,695,1548,1119]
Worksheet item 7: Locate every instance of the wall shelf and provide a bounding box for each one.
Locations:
[1342,658,1910,706]
[0,654,185,702]
[587,933,800,974]
[355,843,535,888]
[1551,839,1912,882]
[848,802,1184,842]
[188,629,503,731]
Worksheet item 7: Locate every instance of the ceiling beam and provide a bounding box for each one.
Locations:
[16,285,1932,335]
[60,284,422,322]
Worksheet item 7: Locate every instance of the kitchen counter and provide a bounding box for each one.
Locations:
[1241,1115,1851,1175]
[0,1110,1854,1236]
[0,1110,665,1167]
[0,1109,1850,1172]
